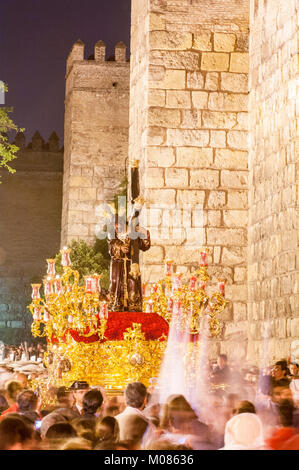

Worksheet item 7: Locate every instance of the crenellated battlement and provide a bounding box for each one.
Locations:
[13,131,63,153]
[66,39,129,75]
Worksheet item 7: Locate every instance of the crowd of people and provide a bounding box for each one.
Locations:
[0,342,46,363]
[0,353,298,450]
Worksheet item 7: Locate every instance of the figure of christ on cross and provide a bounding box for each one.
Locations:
[108,220,151,312]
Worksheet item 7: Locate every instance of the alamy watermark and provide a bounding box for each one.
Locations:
[94,196,205,248]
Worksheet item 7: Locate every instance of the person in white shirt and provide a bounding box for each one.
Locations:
[116,382,148,441]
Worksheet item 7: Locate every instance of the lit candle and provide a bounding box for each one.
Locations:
[33,308,41,321]
[173,300,182,316]
[164,259,173,277]
[199,251,208,267]
[31,284,41,300]
[167,298,173,314]
[172,274,182,292]
[54,275,63,295]
[145,299,154,313]
[60,247,71,267]
[100,302,108,319]
[47,259,56,276]
[85,276,93,294]
[44,277,54,297]
[189,275,198,291]
[198,281,207,291]
[68,315,73,324]
[142,283,147,297]
[218,279,225,296]
[151,284,158,294]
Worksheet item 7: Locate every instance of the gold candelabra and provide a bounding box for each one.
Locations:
[27,248,108,344]
[143,252,228,338]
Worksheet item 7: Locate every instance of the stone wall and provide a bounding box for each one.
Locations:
[61,40,130,247]
[248,0,299,362]
[0,132,63,343]
[130,0,250,357]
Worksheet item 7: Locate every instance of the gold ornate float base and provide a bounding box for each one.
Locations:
[45,335,166,391]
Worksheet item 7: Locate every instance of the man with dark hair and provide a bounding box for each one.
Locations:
[211,354,231,385]
[17,390,41,424]
[116,382,148,441]
[82,389,103,418]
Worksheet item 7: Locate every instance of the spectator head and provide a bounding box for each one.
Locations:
[0,416,33,450]
[15,373,28,389]
[82,389,103,416]
[70,381,89,407]
[17,390,39,413]
[124,382,147,410]
[59,437,92,450]
[272,362,288,380]
[217,354,228,369]
[96,416,119,443]
[5,380,23,402]
[289,363,299,376]
[161,395,197,432]
[45,422,77,440]
[56,386,74,408]
[233,400,256,415]
[278,399,295,427]
[271,385,292,404]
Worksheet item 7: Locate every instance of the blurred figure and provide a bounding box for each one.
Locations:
[1,380,23,416]
[233,400,256,415]
[17,390,42,424]
[159,395,213,450]
[96,416,119,443]
[220,413,266,450]
[211,354,232,385]
[0,394,8,414]
[15,373,28,389]
[0,415,36,450]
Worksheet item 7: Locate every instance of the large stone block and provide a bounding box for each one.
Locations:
[207,228,246,246]
[202,111,237,129]
[166,90,191,108]
[205,72,219,91]
[180,110,201,129]
[150,69,186,90]
[167,129,209,147]
[177,190,205,206]
[214,33,236,52]
[146,147,175,167]
[209,92,248,111]
[176,147,213,168]
[190,169,219,189]
[148,90,166,107]
[145,188,176,206]
[192,91,209,109]
[144,168,165,188]
[207,191,226,209]
[150,31,192,50]
[210,130,226,148]
[165,168,189,188]
[150,51,200,70]
[148,107,181,127]
[220,170,248,188]
[193,32,212,51]
[230,53,249,73]
[223,210,248,227]
[215,149,248,169]
[145,127,166,146]
[186,72,204,90]
[221,73,248,92]
[201,53,230,71]
[227,190,248,209]
[227,131,248,150]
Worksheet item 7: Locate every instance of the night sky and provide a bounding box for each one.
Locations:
[0,0,131,145]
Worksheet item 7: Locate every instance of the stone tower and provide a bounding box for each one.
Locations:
[130,0,250,359]
[129,0,299,362]
[61,40,130,246]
